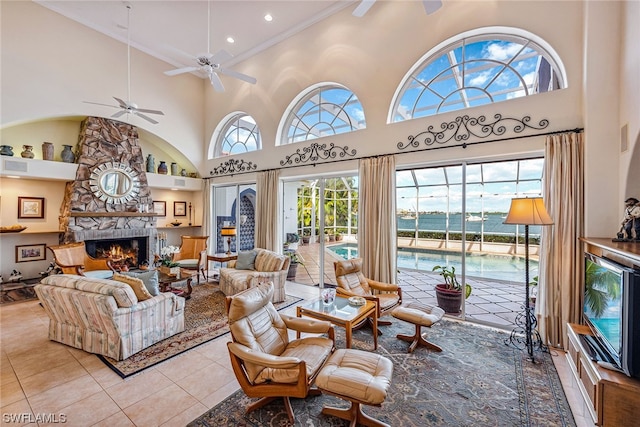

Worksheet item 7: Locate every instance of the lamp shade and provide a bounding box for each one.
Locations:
[220,226,237,236]
[503,197,553,226]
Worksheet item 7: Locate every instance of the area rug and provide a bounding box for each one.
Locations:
[99,283,302,378]
[189,320,575,426]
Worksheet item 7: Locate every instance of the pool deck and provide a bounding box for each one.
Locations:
[288,240,527,329]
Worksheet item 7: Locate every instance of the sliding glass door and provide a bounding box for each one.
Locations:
[212,184,256,255]
[282,175,358,287]
[396,158,544,328]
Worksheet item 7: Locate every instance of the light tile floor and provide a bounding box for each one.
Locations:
[0,280,594,426]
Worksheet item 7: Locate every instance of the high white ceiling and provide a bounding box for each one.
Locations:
[35,0,356,72]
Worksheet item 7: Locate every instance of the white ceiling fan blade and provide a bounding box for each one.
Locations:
[83,101,119,109]
[164,66,199,76]
[113,97,128,108]
[423,0,443,15]
[210,49,233,64]
[135,107,165,115]
[209,72,225,92]
[135,112,159,124]
[218,67,257,85]
[353,0,376,17]
[111,110,127,118]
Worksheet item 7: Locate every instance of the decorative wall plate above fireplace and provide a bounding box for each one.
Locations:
[89,162,140,204]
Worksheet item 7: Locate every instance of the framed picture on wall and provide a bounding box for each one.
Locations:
[18,197,45,219]
[16,244,46,262]
[153,201,166,217]
[174,201,187,217]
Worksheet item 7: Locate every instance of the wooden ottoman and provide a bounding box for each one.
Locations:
[315,348,393,427]
[392,302,445,353]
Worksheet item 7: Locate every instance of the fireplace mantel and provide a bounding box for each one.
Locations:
[69,212,160,218]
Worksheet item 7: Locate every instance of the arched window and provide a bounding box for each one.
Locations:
[212,112,261,158]
[279,83,365,145]
[390,28,566,123]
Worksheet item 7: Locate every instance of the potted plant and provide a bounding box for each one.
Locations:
[157,245,181,276]
[285,251,305,280]
[432,265,472,314]
[301,230,311,245]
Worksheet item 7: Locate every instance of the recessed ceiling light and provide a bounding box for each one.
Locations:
[264,14,273,22]
[226,36,235,44]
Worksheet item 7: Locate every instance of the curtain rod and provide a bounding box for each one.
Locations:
[204,127,584,179]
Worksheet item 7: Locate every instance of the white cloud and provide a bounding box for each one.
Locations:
[484,42,522,61]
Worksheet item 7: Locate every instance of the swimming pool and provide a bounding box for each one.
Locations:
[327,243,538,282]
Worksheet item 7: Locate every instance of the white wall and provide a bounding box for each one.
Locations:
[0,1,207,170]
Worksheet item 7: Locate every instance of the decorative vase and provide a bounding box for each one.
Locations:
[171,162,178,176]
[146,154,155,173]
[60,144,75,163]
[157,161,168,175]
[0,145,14,156]
[42,142,54,160]
[21,145,34,158]
[180,168,187,177]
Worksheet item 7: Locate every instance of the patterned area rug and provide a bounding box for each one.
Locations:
[189,320,575,427]
[98,283,302,378]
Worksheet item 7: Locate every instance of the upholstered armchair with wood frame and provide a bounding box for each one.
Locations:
[226,281,335,424]
[172,235,208,284]
[48,242,115,279]
[334,258,403,329]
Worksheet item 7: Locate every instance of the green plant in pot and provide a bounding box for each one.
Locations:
[285,251,305,280]
[432,265,472,314]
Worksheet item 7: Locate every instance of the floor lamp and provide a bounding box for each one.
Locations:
[221,226,237,255]
[503,197,553,362]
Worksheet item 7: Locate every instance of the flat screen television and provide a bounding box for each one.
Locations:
[583,252,640,378]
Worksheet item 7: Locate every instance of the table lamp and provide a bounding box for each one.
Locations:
[221,226,237,254]
[503,197,553,362]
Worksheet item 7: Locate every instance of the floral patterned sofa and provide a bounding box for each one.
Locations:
[219,248,289,303]
[35,274,185,360]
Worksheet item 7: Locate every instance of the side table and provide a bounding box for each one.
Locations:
[207,252,238,281]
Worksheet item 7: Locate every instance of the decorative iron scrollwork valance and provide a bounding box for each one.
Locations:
[210,159,258,176]
[280,142,357,166]
[397,114,549,151]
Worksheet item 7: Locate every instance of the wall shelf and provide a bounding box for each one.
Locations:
[69,212,160,217]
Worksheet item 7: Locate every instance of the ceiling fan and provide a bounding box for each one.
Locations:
[84,4,164,124]
[353,0,443,17]
[163,1,257,92]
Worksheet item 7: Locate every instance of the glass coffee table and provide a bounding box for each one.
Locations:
[296,295,377,350]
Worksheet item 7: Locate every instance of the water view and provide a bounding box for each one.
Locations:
[328,243,538,283]
[396,212,542,236]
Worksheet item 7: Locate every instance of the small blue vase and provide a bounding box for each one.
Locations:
[0,145,14,156]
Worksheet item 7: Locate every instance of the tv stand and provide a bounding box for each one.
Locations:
[567,323,640,426]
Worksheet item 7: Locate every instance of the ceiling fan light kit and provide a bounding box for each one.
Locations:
[83,4,164,124]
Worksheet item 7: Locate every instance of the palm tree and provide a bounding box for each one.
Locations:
[584,261,621,318]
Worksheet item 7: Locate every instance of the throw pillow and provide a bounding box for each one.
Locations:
[236,250,257,270]
[113,272,153,301]
[121,270,160,296]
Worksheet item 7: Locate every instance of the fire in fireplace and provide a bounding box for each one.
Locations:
[85,237,149,270]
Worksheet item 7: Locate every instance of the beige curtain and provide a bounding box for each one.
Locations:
[358,155,397,283]
[202,180,211,254]
[539,131,584,349]
[255,170,281,252]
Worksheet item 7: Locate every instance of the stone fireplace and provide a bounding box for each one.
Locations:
[59,117,158,265]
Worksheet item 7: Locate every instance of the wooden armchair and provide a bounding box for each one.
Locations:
[334,258,402,330]
[172,235,208,284]
[48,242,114,279]
[226,281,335,424]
